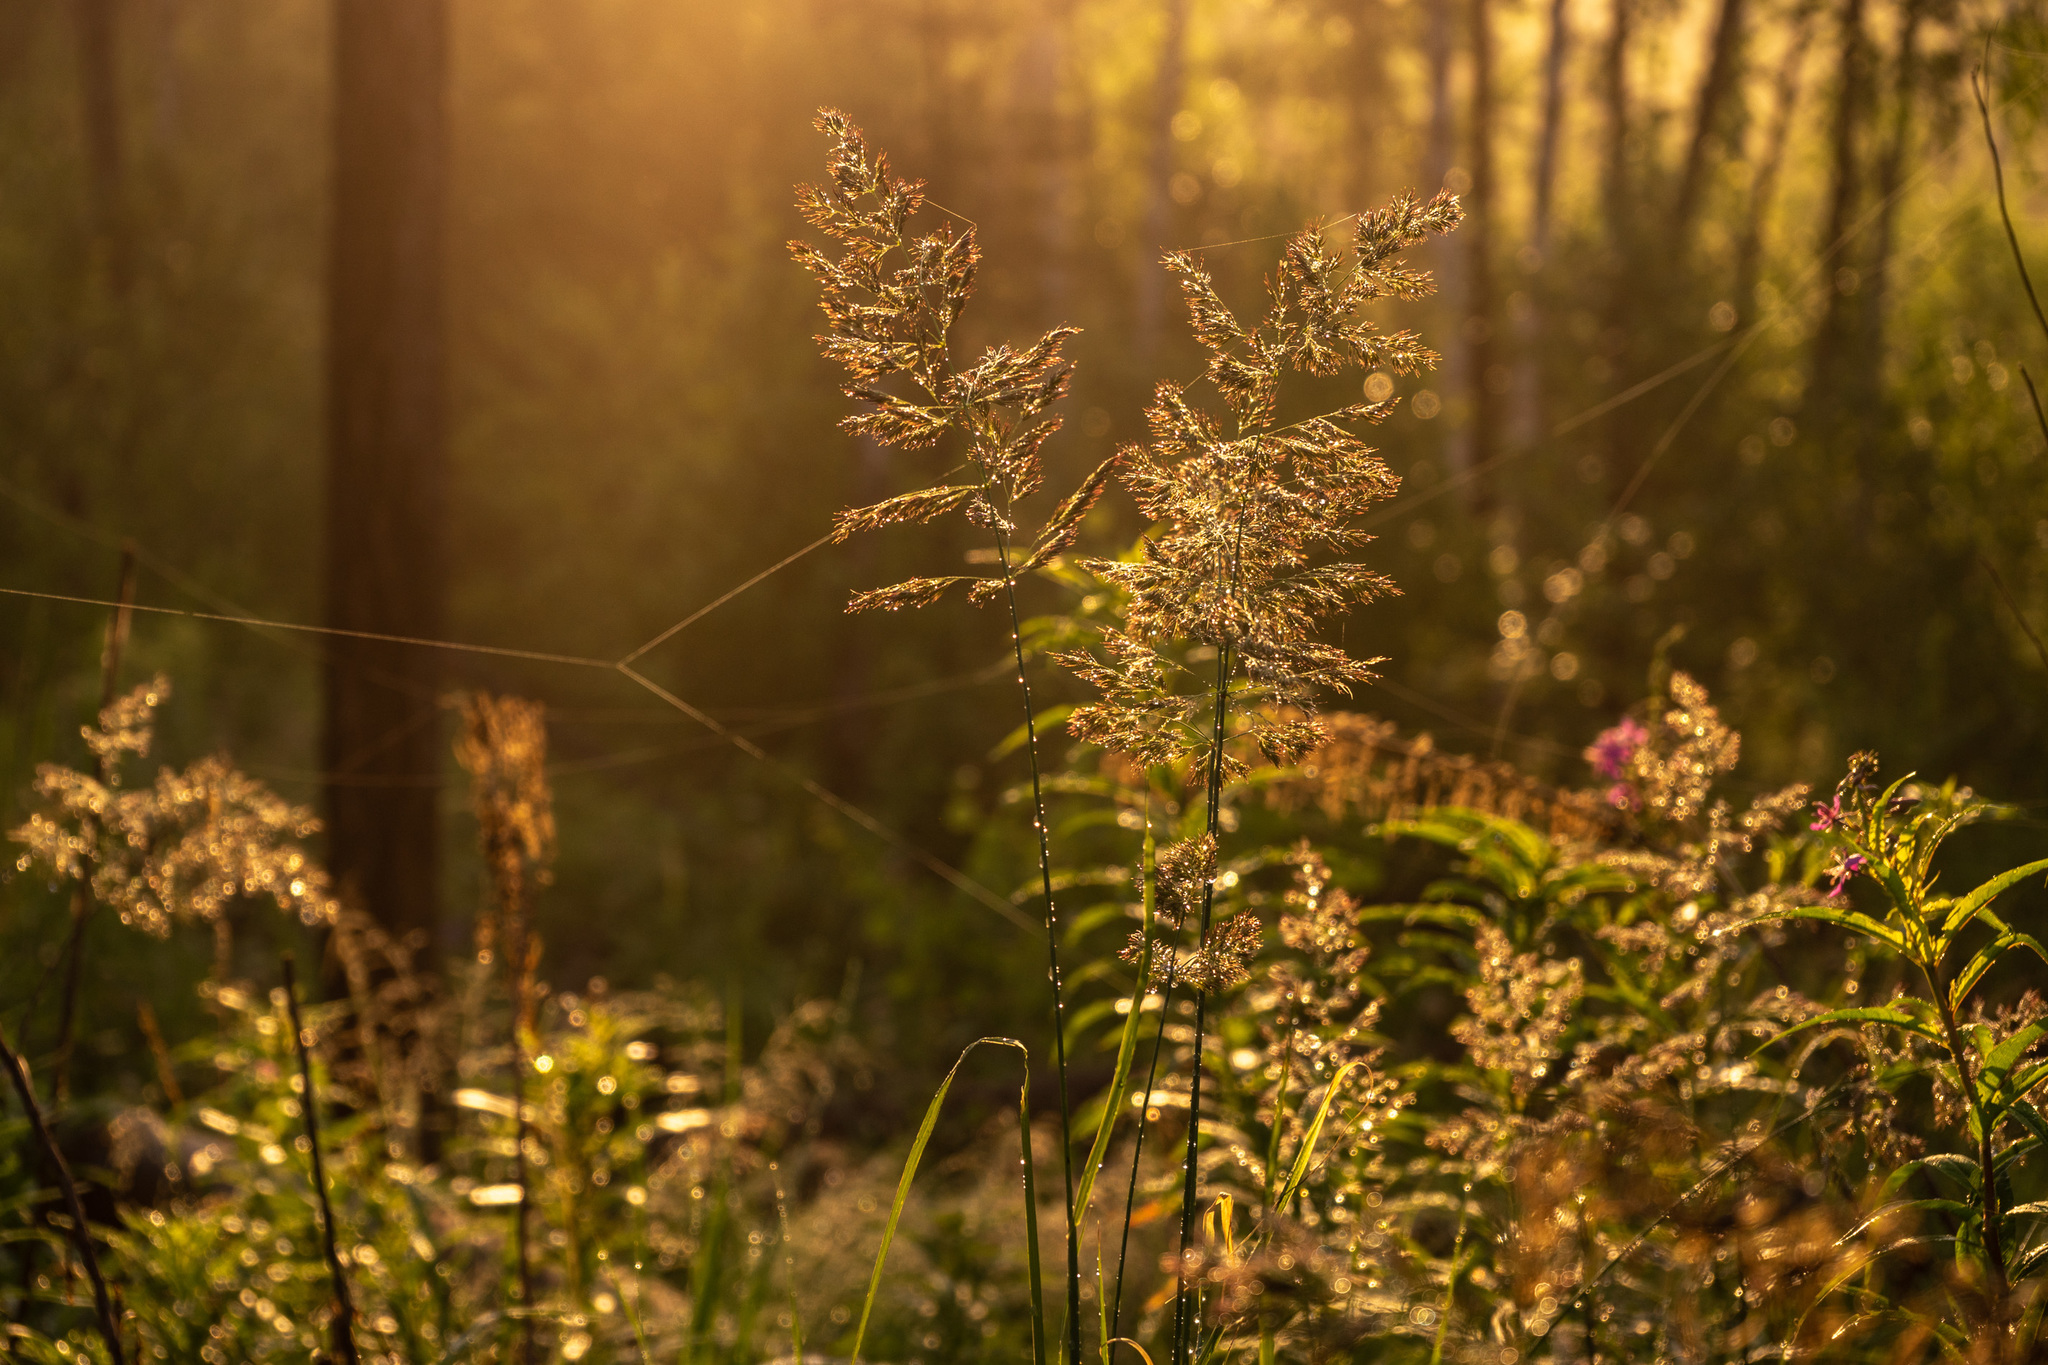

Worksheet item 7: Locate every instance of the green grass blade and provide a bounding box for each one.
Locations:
[850,1037,1034,1365]
[1020,1058,1048,1365]
[1097,1238,1112,1365]
[1261,1025,1295,1211]
[1274,1059,1369,1209]
[1074,820,1156,1229]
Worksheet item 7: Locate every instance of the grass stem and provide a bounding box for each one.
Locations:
[1172,637,1234,1365]
[281,954,361,1365]
[995,526,1082,1365]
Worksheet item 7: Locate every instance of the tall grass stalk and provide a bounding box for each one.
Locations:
[1171,639,1234,1365]
[455,693,555,1365]
[1066,195,1459,1359]
[996,521,1084,1365]
[791,109,1118,1363]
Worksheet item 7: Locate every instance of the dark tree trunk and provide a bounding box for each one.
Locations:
[1857,0,1927,387]
[1809,0,1874,404]
[1733,2,1818,322]
[1598,0,1633,484]
[1672,0,1749,246]
[1135,0,1189,363]
[1423,0,1468,478]
[1015,0,1075,324]
[71,0,127,289]
[1508,0,1569,453]
[323,0,450,959]
[1344,0,1390,210]
[917,0,959,197]
[1459,0,1498,483]
[1601,0,1630,252]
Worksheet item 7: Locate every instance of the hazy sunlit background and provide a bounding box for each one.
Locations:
[2,0,2045,1076]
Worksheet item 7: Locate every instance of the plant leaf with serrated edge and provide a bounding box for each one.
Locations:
[1880,1151,1981,1202]
[1948,927,2048,1010]
[1739,902,1908,955]
[1758,1005,1946,1055]
[1977,1022,2046,1086]
[1942,857,2048,934]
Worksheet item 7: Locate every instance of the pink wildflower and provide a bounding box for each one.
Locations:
[1585,717,1648,781]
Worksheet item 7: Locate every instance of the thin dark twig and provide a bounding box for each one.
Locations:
[993,527,1082,1365]
[2022,364,2048,450]
[281,955,360,1365]
[1974,57,2048,350]
[1979,553,2048,674]
[0,1017,127,1365]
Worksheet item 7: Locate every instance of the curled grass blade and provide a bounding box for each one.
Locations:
[850,1037,1043,1365]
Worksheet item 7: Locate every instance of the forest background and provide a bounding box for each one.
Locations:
[2,0,2047,1113]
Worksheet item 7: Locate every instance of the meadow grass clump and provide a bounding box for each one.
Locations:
[6,106,2048,1365]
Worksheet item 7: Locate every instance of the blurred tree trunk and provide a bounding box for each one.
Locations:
[1507,0,1568,454]
[1015,0,1075,324]
[1671,0,1749,246]
[917,0,958,196]
[1424,0,1468,481]
[1456,0,1498,486]
[323,0,449,959]
[1856,0,1928,387]
[1600,0,1630,251]
[1598,0,1633,485]
[1344,0,1389,210]
[1135,0,1189,363]
[1734,2,1818,322]
[71,0,127,290]
[1809,0,1875,405]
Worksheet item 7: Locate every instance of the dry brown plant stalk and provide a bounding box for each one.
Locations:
[1268,711,1622,843]
[455,692,555,1365]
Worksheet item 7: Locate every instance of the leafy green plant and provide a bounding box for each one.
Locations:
[1750,753,2048,1355]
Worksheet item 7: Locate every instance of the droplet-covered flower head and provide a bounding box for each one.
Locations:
[1063,193,1463,772]
[11,677,339,936]
[791,109,1117,612]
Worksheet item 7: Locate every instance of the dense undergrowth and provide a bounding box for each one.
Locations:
[3,112,2048,1365]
